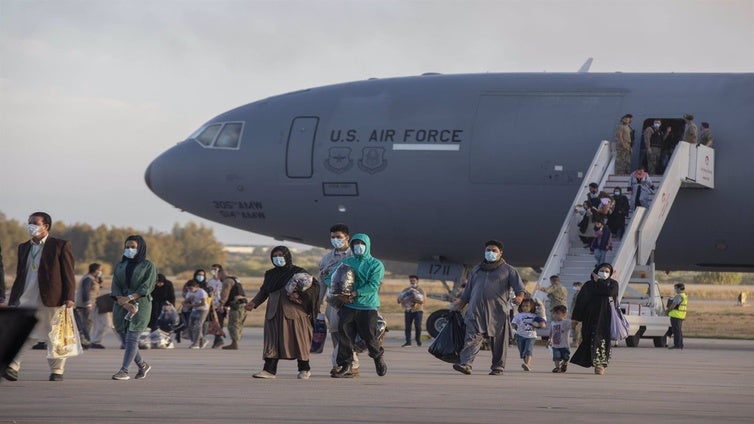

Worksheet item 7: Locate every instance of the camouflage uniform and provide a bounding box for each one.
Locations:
[226,301,247,344]
[700,129,714,147]
[683,121,698,144]
[615,122,632,174]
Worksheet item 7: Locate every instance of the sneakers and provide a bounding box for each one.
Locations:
[331,364,354,378]
[112,370,130,380]
[135,363,151,380]
[416,340,422,347]
[31,341,47,350]
[89,343,106,349]
[374,357,387,376]
[401,342,411,347]
[2,367,18,381]
[453,363,472,375]
[49,373,63,381]
[297,370,311,380]
[489,369,504,375]
[330,366,340,376]
[212,337,224,349]
[521,363,531,372]
[552,367,562,373]
[200,339,210,349]
[560,362,568,373]
[189,344,200,349]
[252,370,276,379]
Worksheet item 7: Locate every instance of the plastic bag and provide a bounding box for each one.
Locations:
[48,306,83,359]
[286,272,313,295]
[428,311,466,363]
[310,314,327,353]
[609,298,631,341]
[397,288,424,311]
[329,263,355,296]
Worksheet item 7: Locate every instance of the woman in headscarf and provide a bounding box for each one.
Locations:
[245,246,320,379]
[149,274,175,331]
[111,235,157,380]
[570,262,619,375]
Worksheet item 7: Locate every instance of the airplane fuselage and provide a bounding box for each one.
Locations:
[146,73,754,271]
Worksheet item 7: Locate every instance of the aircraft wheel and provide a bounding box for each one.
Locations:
[426,309,450,338]
[625,335,640,347]
[653,336,668,348]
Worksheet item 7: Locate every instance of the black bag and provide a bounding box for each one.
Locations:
[95,294,115,313]
[428,311,466,363]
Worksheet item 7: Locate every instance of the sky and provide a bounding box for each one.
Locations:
[1,0,752,246]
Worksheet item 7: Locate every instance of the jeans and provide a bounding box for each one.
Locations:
[594,248,607,265]
[404,311,423,344]
[119,330,144,372]
[189,308,210,346]
[74,307,92,343]
[670,317,684,348]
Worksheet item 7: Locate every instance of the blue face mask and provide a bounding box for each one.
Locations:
[196,275,205,283]
[353,244,366,256]
[272,256,286,267]
[331,238,345,249]
[124,248,138,259]
[485,251,499,262]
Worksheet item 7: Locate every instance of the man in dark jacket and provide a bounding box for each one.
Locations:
[3,212,76,382]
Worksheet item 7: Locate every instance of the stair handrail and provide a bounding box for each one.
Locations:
[538,140,612,287]
[611,207,646,301]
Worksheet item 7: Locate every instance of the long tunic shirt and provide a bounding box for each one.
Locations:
[460,262,525,337]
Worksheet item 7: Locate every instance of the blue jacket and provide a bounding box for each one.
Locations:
[340,233,384,310]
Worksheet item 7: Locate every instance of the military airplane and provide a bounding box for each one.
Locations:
[145,72,754,277]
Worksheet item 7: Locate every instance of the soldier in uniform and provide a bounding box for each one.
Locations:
[644,120,671,174]
[683,114,698,144]
[700,122,714,147]
[614,114,633,174]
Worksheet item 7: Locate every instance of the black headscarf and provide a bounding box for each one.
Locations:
[123,235,147,263]
[123,234,147,286]
[592,263,614,281]
[252,246,320,318]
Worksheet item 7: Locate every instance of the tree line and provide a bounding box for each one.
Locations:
[0,212,226,277]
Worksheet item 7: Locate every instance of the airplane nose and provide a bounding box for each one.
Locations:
[144,161,155,193]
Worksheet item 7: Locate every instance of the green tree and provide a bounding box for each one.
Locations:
[694,272,743,285]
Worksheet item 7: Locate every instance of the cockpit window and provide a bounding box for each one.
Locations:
[195,124,222,146]
[190,122,244,149]
[214,122,243,149]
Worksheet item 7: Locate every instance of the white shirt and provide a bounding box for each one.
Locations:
[207,278,223,309]
[18,235,49,307]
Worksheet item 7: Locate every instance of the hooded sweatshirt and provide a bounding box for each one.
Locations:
[340,233,384,311]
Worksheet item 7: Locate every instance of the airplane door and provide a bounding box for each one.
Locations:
[286,116,319,178]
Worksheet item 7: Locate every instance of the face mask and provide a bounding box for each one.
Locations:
[27,224,42,238]
[196,275,205,282]
[124,248,138,259]
[353,244,366,256]
[485,251,499,262]
[210,269,217,276]
[331,238,345,249]
[410,283,417,288]
[96,271,103,278]
[598,271,610,280]
[272,256,286,267]
[614,191,620,196]
[653,123,660,128]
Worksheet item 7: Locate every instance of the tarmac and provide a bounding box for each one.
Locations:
[1,328,753,424]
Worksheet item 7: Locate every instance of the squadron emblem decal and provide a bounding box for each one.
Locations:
[324,147,354,174]
[358,147,387,174]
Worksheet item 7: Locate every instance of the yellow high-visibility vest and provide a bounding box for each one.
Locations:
[668,293,688,319]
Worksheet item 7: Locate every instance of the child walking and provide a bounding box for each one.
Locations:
[548,305,571,373]
[511,298,546,372]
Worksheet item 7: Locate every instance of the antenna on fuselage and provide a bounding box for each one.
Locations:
[578,57,594,73]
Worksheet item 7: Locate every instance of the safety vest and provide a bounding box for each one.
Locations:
[668,293,688,319]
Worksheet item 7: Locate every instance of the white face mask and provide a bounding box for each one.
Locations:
[353,244,366,256]
[27,224,42,238]
[211,269,217,277]
[96,271,103,278]
[410,283,417,288]
[485,251,499,262]
[272,256,286,267]
[598,271,610,280]
[196,275,205,283]
[124,248,138,259]
[331,237,345,249]
[653,123,660,128]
